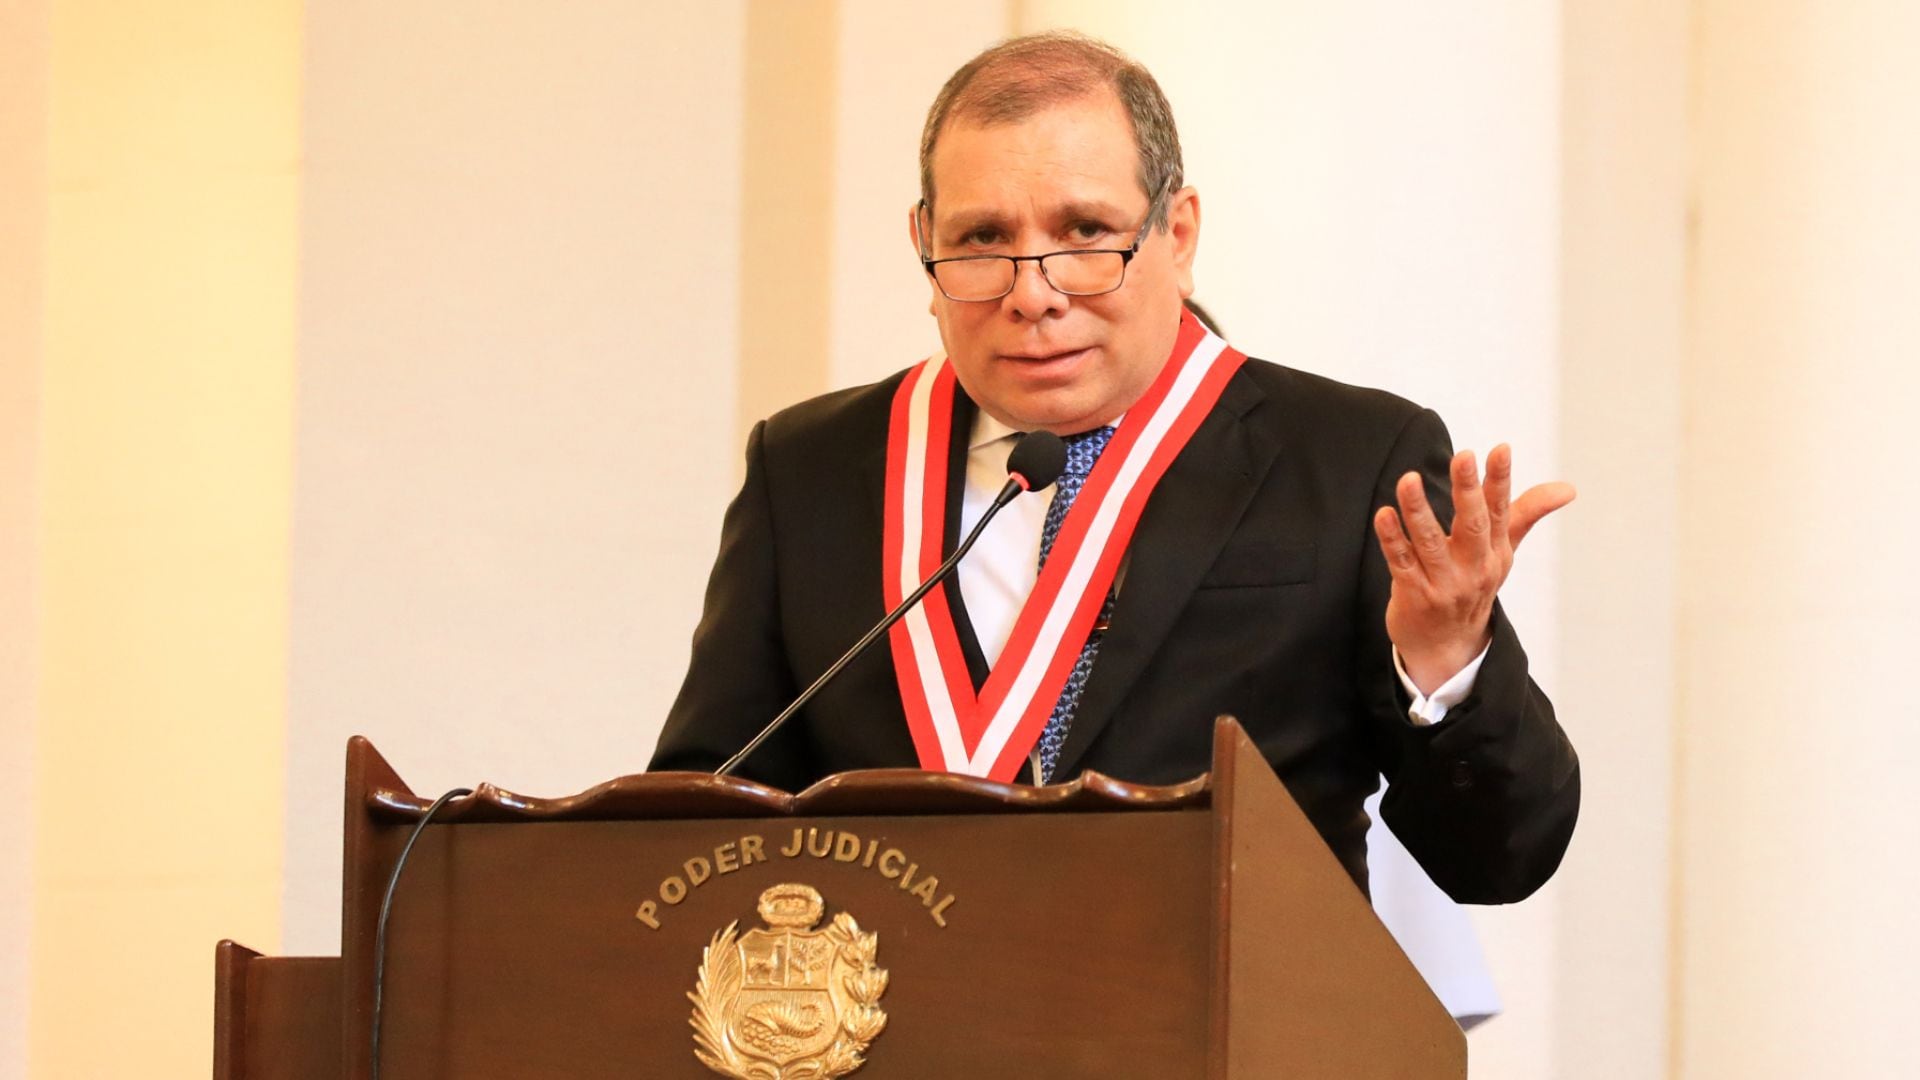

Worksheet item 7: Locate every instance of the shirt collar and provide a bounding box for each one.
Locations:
[968,410,1023,451]
[967,410,1127,451]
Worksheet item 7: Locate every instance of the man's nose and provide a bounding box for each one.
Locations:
[1004,257,1068,321]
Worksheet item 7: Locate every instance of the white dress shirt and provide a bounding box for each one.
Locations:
[953,413,1485,725]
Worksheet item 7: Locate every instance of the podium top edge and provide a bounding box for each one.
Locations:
[364,765,1213,824]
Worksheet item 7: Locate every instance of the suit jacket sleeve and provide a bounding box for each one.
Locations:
[648,419,819,791]
[1358,407,1581,904]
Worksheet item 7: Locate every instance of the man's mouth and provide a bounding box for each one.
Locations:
[1000,346,1092,367]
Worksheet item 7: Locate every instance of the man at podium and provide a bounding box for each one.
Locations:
[652,32,1579,905]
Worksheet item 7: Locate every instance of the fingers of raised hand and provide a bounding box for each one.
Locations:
[1395,471,1452,576]
[1372,506,1425,582]
[1484,444,1513,551]
[1449,450,1494,555]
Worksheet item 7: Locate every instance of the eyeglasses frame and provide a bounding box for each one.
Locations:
[914,184,1170,303]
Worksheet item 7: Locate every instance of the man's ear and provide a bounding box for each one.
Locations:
[1167,186,1201,298]
[908,202,939,314]
[905,203,920,255]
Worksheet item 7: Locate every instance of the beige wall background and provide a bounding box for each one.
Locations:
[6,1,300,1078]
[1555,3,1687,1077]
[5,1,1918,1077]
[282,0,749,954]
[1680,3,1920,1074]
[1,2,49,1075]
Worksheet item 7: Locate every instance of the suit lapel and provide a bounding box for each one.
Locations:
[1048,368,1281,780]
[938,389,992,689]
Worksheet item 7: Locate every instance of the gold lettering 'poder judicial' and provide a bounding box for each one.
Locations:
[634,829,958,931]
[689,884,890,1080]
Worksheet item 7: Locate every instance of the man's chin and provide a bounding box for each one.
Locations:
[980,392,1113,436]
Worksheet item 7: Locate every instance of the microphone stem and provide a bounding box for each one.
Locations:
[715,478,1024,778]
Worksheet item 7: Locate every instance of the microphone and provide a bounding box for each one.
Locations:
[715,430,1067,777]
[1003,428,1070,498]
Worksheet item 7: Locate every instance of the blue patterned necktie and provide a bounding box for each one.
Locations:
[1033,425,1117,783]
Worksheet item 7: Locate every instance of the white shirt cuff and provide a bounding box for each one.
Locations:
[1392,642,1491,726]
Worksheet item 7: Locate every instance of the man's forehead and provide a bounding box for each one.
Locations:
[925,93,1144,224]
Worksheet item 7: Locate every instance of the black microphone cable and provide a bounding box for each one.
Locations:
[368,785,473,1080]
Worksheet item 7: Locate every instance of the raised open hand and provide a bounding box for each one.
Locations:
[1371,445,1575,695]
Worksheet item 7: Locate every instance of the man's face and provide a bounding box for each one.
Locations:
[914,91,1199,435]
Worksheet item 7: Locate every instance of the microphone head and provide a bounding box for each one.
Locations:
[1007,430,1068,492]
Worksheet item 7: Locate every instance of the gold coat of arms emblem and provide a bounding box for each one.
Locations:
[689,883,890,1079]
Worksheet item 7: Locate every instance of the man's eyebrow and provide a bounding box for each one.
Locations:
[934,207,1012,234]
[1053,199,1132,223]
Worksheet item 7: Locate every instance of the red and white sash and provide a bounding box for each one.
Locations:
[882,309,1246,781]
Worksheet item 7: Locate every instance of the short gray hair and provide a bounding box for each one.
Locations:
[919,31,1184,231]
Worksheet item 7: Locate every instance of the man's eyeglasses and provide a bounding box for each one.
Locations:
[916,196,1161,303]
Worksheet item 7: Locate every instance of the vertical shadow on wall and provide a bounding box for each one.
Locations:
[738,0,840,447]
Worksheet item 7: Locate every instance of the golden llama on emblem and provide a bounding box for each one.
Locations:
[689,883,889,1079]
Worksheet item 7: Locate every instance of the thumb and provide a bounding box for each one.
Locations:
[1508,482,1577,550]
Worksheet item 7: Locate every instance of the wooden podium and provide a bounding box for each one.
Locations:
[214,719,1463,1078]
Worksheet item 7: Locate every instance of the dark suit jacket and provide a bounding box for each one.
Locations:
[650,359,1579,903]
